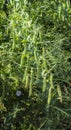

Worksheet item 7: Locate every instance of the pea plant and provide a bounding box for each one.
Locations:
[0,0,71,130]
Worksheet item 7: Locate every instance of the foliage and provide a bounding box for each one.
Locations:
[0,0,71,130]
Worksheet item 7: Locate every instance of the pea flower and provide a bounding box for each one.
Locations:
[16,90,22,97]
